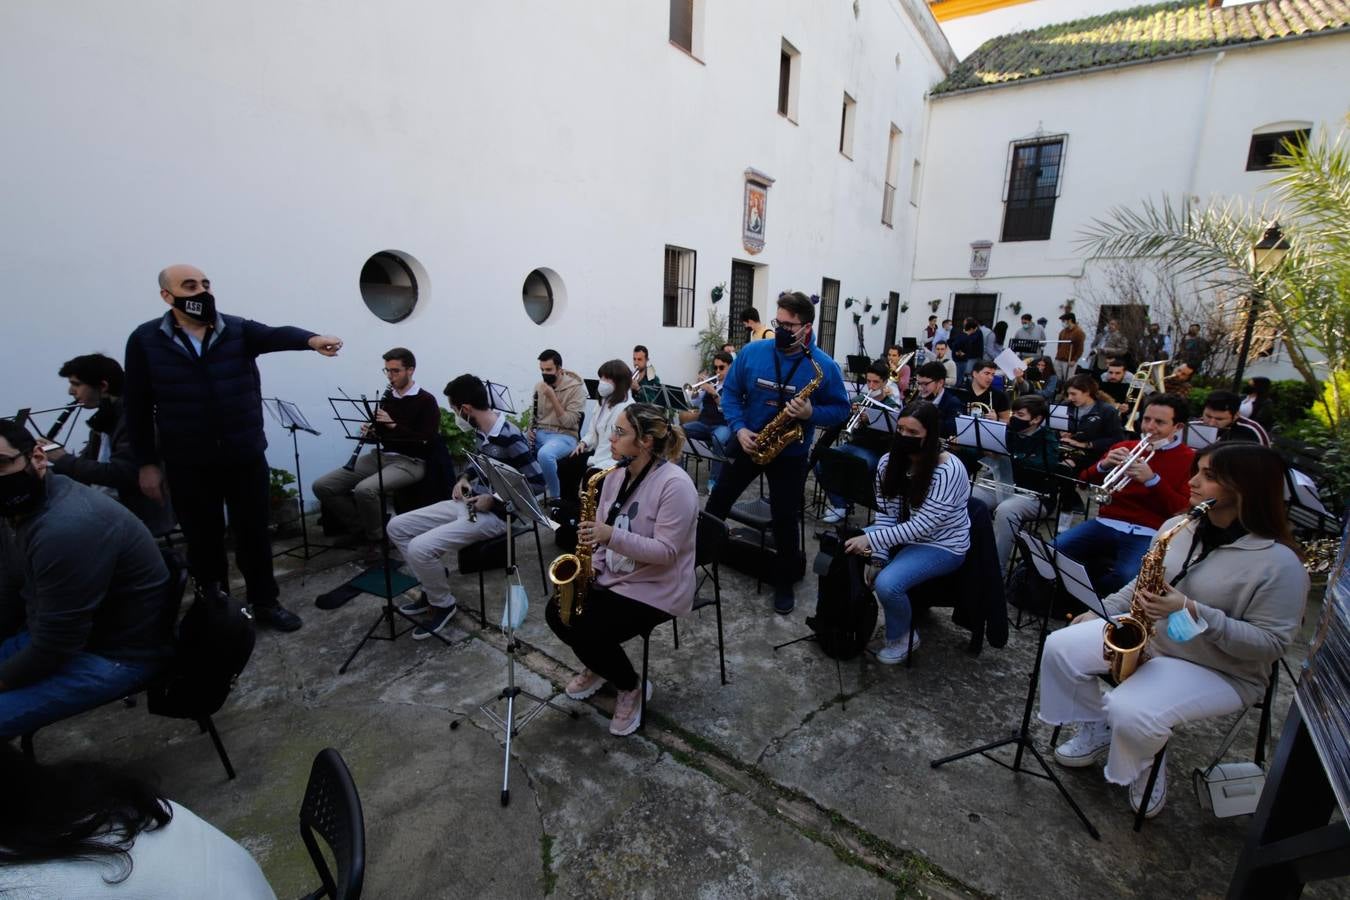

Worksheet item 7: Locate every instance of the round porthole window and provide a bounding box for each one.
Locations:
[522,268,562,325]
[359,251,419,323]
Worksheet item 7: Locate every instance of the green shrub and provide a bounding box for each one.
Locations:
[439,408,479,460]
[1268,380,1320,430]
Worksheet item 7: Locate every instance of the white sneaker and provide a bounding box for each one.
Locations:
[1053,720,1112,768]
[876,631,919,665]
[821,506,847,524]
[1129,754,1168,819]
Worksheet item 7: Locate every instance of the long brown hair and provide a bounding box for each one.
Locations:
[879,401,942,507]
[597,359,632,408]
[1194,443,1300,557]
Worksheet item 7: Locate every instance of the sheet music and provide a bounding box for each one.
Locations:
[1021,532,1114,620]
[264,398,320,435]
[993,347,1025,382]
[1049,404,1072,431]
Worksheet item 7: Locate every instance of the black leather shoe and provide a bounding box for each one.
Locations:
[253,603,303,632]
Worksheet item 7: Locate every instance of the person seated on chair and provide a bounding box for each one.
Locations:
[312,347,440,559]
[1040,443,1307,820]
[959,359,1011,423]
[1058,374,1124,470]
[1097,358,1131,413]
[558,359,634,508]
[1013,355,1059,404]
[48,353,173,535]
[387,376,545,642]
[930,340,958,388]
[843,401,969,665]
[531,349,587,503]
[0,420,174,739]
[883,345,910,400]
[913,361,963,438]
[1162,360,1194,395]
[971,394,1060,573]
[1239,377,1275,433]
[679,351,733,493]
[1198,390,1269,446]
[1053,394,1194,596]
[630,344,661,403]
[0,743,277,898]
[821,362,899,524]
[547,404,698,737]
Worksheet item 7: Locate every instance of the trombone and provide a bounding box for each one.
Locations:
[1090,437,1160,504]
[845,392,893,434]
[888,351,915,383]
[682,375,718,405]
[1122,361,1167,432]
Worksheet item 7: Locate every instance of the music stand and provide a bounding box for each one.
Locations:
[326,394,453,674]
[846,355,872,387]
[647,383,690,421]
[583,378,601,401]
[264,397,331,561]
[683,435,728,487]
[1183,421,1218,450]
[952,415,1008,455]
[1048,404,1073,432]
[18,404,84,449]
[466,451,576,807]
[485,380,517,414]
[931,531,1101,839]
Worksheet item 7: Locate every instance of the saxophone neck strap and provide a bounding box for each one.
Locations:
[773,352,809,404]
[605,459,657,526]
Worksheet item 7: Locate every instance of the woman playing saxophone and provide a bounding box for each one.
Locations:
[1039,443,1308,819]
[545,404,698,737]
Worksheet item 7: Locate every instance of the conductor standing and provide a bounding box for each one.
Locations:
[124,265,343,632]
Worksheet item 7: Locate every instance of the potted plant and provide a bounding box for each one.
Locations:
[439,408,482,461]
[694,307,729,370]
[268,467,300,534]
[929,298,941,312]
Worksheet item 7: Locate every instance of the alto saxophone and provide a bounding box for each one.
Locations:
[548,465,618,625]
[749,353,824,465]
[1103,499,1215,681]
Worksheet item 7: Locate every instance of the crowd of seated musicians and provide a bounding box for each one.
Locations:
[0,286,1316,892]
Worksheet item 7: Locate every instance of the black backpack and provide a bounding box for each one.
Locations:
[806,529,878,660]
[148,581,256,719]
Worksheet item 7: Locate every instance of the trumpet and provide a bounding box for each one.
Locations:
[1090,437,1160,504]
[972,472,1046,502]
[845,393,892,434]
[682,375,718,404]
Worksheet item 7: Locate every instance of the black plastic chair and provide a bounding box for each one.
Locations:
[299,748,366,900]
[637,512,730,730]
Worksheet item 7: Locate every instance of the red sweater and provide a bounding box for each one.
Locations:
[1079,440,1195,529]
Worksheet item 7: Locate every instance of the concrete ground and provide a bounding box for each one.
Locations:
[27,513,1350,899]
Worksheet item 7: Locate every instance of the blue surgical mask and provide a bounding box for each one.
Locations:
[1165,606,1208,642]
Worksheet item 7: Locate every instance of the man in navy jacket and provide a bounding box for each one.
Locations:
[705,291,849,614]
[124,264,343,631]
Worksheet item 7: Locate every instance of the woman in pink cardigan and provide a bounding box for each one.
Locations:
[545,403,698,736]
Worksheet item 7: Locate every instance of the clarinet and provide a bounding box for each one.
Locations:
[342,388,393,471]
[46,402,79,440]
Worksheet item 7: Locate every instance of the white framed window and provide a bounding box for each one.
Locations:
[778,39,801,122]
[882,125,901,225]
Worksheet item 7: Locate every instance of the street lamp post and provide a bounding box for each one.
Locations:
[1233,222,1290,392]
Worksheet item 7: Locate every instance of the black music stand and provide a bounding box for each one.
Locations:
[18,404,84,449]
[326,395,453,674]
[485,380,517,415]
[930,531,1101,839]
[466,451,576,807]
[683,434,728,488]
[952,414,1009,456]
[264,397,331,561]
[648,383,690,421]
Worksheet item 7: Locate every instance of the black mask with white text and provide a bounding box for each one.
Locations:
[171,291,216,323]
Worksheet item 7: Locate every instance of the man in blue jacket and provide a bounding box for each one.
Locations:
[124,264,343,632]
[705,291,849,614]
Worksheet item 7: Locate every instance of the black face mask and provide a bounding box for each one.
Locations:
[171,290,216,323]
[1006,416,1030,434]
[774,325,802,351]
[0,462,45,517]
[542,373,558,386]
[88,396,117,433]
[893,434,924,456]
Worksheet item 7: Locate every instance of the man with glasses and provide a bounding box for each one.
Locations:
[913,361,963,438]
[705,292,850,614]
[679,351,733,492]
[313,347,440,560]
[0,420,175,738]
[125,264,343,632]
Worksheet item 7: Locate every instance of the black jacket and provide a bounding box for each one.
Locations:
[124,312,315,466]
[911,497,1008,653]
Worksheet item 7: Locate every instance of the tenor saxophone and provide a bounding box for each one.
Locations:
[749,353,824,465]
[1103,499,1214,681]
[548,465,618,625]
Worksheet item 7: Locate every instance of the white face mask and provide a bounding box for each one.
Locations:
[453,408,473,433]
[596,379,615,399]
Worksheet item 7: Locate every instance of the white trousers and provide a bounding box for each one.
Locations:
[386,500,507,607]
[1038,620,1244,785]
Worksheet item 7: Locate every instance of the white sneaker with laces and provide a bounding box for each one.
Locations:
[876,631,919,664]
[1129,754,1168,819]
[1053,720,1112,768]
[821,506,847,524]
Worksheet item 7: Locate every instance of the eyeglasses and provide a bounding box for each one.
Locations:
[713,365,728,372]
[381,368,406,375]
[915,379,934,388]
[769,319,803,330]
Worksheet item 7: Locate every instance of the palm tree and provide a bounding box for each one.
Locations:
[1076,118,1350,435]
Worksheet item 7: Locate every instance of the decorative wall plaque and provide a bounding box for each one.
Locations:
[743,168,775,255]
[969,240,992,279]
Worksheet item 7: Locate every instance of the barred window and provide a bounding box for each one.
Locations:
[663,245,696,328]
[1001,136,1066,242]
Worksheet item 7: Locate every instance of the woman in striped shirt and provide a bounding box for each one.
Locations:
[844,401,970,664]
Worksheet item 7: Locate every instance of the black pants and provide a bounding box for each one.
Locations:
[165,454,278,607]
[545,585,670,691]
[704,444,806,593]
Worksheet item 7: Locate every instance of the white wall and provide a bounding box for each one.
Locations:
[905,33,1350,366]
[0,0,947,491]
[939,0,1146,59]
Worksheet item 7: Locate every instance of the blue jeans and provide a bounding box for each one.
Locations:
[682,421,731,480]
[818,442,881,509]
[0,631,155,738]
[535,432,578,499]
[869,543,965,640]
[1052,519,1153,596]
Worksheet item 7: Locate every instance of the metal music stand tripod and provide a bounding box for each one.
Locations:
[465,451,576,806]
[263,397,332,561]
[930,531,1100,839]
[326,394,454,673]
